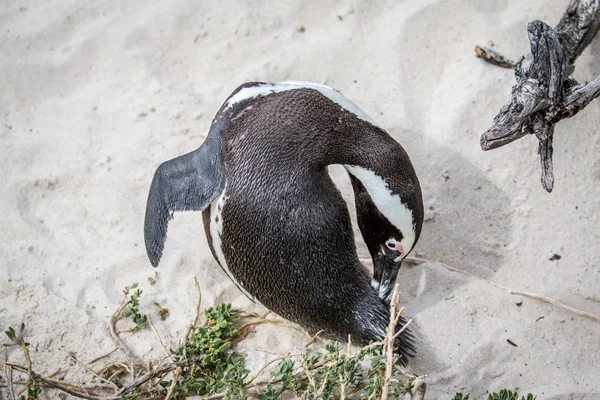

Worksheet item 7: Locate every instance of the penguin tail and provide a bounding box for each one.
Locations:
[392,315,416,366]
[353,298,416,366]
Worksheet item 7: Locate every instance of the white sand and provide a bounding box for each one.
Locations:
[1,0,599,398]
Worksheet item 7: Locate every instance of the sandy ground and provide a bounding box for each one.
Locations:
[1,0,599,398]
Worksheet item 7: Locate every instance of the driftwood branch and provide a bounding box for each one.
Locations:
[478,0,600,192]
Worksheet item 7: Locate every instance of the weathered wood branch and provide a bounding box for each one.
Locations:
[478,0,600,192]
[556,0,600,62]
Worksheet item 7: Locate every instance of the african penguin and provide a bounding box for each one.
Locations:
[144,81,424,363]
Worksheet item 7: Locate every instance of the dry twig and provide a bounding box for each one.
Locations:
[185,277,202,341]
[405,256,600,322]
[148,316,171,360]
[109,295,134,359]
[66,352,119,393]
[474,45,517,68]
[5,359,15,400]
[381,283,402,400]
[163,366,181,400]
[88,347,119,365]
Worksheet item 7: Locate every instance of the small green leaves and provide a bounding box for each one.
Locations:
[3,282,538,400]
[257,384,280,400]
[485,389,535,400]
[167,302,245,397]
[489,389,517,400]
[4,323,27,347]
[453,390,535,400]
[270,359,301,393]
[260,339,415,399]
[123,283,147,330]
[5,326,17,342]
[26,371,42,399]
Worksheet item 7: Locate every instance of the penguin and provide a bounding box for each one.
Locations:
[144,81,424,363]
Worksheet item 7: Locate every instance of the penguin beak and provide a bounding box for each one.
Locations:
[372,254,402,300]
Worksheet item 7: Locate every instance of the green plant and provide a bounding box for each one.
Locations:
[4,324,40,400]
[164,303,249,398]
[453,390,536,400]
[256,340,417,399]
[2,280,538,400]
[488,389,535,400]
[23,371,42,400]
[123,283,147,330]
[5,326,18,343]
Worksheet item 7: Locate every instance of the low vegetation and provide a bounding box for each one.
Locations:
[2,280,535,399]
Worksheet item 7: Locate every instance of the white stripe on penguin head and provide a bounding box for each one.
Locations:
[344,165,416,256]
[223,81,378,126]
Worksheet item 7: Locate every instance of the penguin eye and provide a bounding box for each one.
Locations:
[385,239,405,261]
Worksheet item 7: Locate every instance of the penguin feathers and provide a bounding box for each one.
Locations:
[144,81,424,363]
[144,130,225,267]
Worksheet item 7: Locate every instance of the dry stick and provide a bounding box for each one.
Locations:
[235,316,285,342]
[5,362,15,400]
[109,295,136,360]
[205,393,227,400]
[105,369,127,384]
[164,366,181,400]
[256,347,283,355]
[47,368,62,378]
[301,351,318,392]
[412,378,427,400]
[474,45,517,68]
[98,361,129,378]
[66,352,120,393]
[115,360,180,396]
[147,316,171,360]
[78,381,90,396]
[391,319,412,342]
[42,379,122,400]
[18,324,34,397]
[393,306,405,328]
[185,277,202,341]
[16,384,27,398]
[246,354,291,385]
[7,363,118,400]
[304,329,324,348]
[404,256,600,322]
[380,283,402,400]
[12,379,115,392]
[89,347,119,365]
[339,335,352,399]
[504,288,599,322]
[129,360,135,386]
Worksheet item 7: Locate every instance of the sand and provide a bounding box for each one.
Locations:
[1,0,599,398]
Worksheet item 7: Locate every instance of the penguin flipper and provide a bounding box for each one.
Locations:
[144,137,224,267]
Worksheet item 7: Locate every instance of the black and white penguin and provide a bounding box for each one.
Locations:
[144,81,424,363]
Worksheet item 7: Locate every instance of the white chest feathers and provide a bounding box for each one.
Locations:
[209,186,256,301]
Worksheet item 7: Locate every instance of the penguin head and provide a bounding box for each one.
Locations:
[371,236,409,300]
[346,163,423,301]
[350,172,422,301]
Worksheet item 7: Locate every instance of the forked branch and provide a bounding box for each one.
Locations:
[478,0,600,192]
